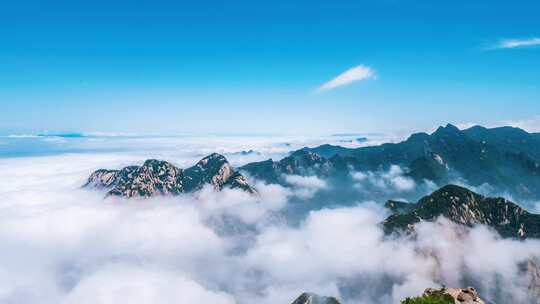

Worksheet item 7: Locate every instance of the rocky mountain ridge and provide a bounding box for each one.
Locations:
[288,288,487,304]
[241,124,540,201]
[382,186,540,302]
[84,153,257,197]
[383,184,540,238]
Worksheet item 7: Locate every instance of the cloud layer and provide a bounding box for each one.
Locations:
[502,116,540,133]
[317,65,375,92]
[0,140,539,304]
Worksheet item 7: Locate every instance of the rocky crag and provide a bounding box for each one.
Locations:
[84,153,257,197]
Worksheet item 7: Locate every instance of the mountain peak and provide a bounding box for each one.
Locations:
[433,123,461,136]
[84,153,257,198]
[184,153,235,191]
[197,153,228,166]
[289,148,317,158]
[141,159,179,172]
[383,184,540,238]
[290,292,340,304]
[431,184,482,199]
[406,131,430,142]
[464,125,487,132]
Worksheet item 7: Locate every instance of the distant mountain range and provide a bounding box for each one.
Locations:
[83,124,540,238]
[84,153,257,197]
[84,124,540,239]
[85,124,540,201]
[241,124,540,200]
[84,157,540,239]
[82,125,540,303]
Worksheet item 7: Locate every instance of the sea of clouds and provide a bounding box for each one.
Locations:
[0,136,539,304]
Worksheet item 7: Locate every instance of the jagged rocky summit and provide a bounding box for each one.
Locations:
[84,153,257,198]
[383,184,540,238]
[289,292,340,304]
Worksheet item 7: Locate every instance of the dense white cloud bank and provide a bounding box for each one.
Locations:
[0,146,539,304]
[351,165,432,195]
[284,175,329,199]
[0,133,395,162]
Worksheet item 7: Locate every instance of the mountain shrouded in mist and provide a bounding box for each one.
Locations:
[383,184,540,239]
[242,124,540,201]
[73,124,540,304]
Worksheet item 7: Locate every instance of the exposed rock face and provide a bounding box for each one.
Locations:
[222,171,256,193]
[111,160,183,197]
[84,153,257,198]
[289,292,340,304]
[85,169,123,189]
[424,287,485,304]
[383,184,540,238]
[183,153,236,191]
[528,259,540,304]
[85,166,141,190]
[290,289,487,304]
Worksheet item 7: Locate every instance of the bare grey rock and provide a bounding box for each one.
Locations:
[84,153,257,198]
[528,259,540,304]
[424,287,485,304]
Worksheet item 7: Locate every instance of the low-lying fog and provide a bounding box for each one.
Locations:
[0,135,538,304]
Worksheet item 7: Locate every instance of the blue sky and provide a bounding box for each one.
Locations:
[1,0,539,135]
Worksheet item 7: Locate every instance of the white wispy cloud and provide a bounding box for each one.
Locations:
[316,65,375,92]
[492,37,540,49]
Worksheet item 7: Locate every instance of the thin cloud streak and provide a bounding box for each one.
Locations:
[492,37,540,49]
[316,65,375,92]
